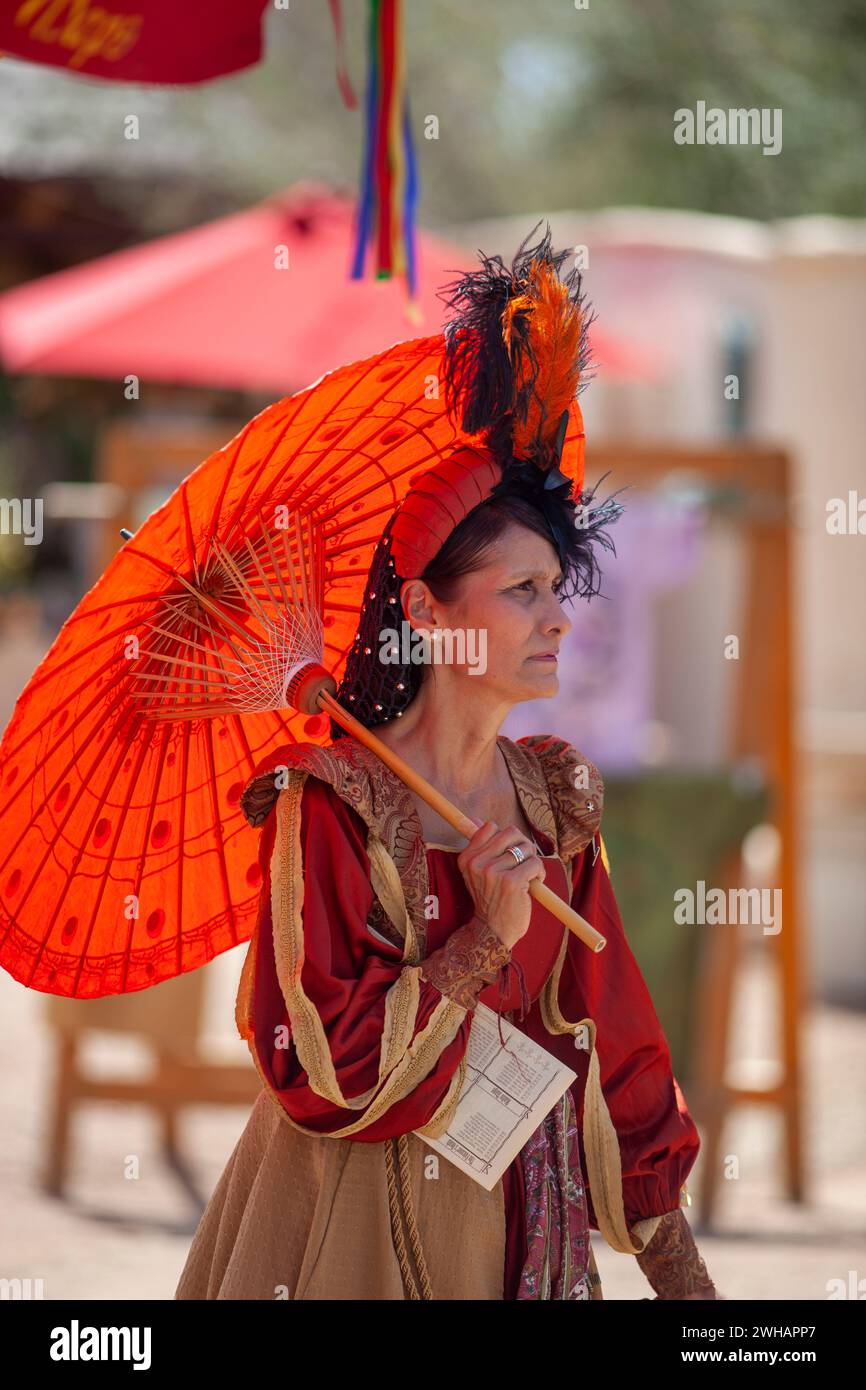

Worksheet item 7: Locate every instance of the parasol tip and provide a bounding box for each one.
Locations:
[285,662,337,716]
[119,527,134,541]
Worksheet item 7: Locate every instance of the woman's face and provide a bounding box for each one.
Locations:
[401,521,573,703]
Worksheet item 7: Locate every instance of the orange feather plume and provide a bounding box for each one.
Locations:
[501,257,584,464]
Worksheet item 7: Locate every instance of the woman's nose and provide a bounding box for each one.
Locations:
[543,593,572,636]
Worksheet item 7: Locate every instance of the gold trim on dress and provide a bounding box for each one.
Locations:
[258,772,471,1140]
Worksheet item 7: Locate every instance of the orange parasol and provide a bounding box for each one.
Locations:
[0,230,609,1000]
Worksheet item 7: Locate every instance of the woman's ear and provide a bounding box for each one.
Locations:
[400,579,436,635]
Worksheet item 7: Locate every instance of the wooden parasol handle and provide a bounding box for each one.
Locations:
[308,683,606,953]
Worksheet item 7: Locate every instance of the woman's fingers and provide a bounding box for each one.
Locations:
[500,852,546,883]
[455,822,545,946]
[457,820,501,869]
[470,826,536,870]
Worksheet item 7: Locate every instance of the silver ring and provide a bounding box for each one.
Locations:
[508,844,527,865]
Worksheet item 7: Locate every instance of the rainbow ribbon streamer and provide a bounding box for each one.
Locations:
[350,0,421,319]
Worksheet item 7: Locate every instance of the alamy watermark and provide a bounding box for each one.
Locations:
[0,498,42,545]
[378,621,488,675]
[674,101,782,156]
[675,881,782,935]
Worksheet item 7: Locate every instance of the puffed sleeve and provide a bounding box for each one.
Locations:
[235,771,510,1143]
[564,835,700,1232]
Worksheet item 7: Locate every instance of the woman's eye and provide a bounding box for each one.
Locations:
[514,579,566,596]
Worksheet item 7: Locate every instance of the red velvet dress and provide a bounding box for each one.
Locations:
[248,774,700,1298]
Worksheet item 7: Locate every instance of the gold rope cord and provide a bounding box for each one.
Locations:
[397,1134,434,1299]
[384,1139,422,1299]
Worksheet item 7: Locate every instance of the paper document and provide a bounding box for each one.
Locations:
[414,1001,577,1191]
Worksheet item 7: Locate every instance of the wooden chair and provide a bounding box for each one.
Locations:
[42,967,259,1196]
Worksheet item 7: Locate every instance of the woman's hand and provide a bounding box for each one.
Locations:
[457,820,546,950]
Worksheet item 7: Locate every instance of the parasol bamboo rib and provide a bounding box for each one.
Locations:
[315,687,606,953]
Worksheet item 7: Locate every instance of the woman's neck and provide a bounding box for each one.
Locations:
[370,679,511,801]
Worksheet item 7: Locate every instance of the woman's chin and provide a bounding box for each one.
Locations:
[521,662,560,692]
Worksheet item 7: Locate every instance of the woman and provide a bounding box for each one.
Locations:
[174,227,721,1301]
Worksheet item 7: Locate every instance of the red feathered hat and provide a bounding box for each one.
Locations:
[389,223,593,579]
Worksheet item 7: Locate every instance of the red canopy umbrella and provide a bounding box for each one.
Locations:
[0,0,422,303]
[0,183,657,392]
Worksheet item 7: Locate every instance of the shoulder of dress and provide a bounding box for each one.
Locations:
[239,737,403,832]
[240,741,351,828]
[507,732,604,860]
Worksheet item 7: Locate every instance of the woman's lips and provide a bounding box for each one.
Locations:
[527,653,558,661]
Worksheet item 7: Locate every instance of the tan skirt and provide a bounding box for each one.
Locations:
[174,1087,508,1300]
